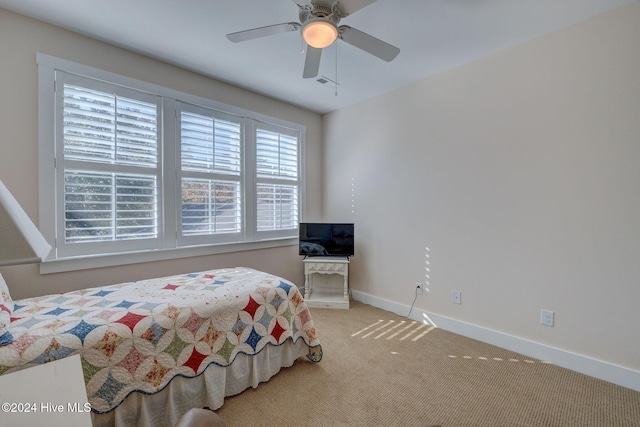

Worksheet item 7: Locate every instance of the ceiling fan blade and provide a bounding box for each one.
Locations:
[337,0,377,16]
[303,46,322,79]
[226,22,300,43]
[339,25,400,62]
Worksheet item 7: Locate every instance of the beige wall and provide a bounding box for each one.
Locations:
[323,2,640,373]
[0,9,323,299]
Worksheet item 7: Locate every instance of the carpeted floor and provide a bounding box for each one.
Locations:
[215,301,640,426]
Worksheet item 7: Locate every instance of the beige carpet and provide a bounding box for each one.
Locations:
[215,301,640,426]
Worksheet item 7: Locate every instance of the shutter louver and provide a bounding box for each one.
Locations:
[64,171,157,243]
[63,85,157,166]
[181,112,241,175]
[181,178,241,235]
[256,184,298,231]
[256,129,298,179]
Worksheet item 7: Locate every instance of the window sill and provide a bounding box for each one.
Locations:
[40,238,297,274]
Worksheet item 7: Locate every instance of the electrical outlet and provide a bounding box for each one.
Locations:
[452,290,461,304]
[540,309,554,327]
[415,282,423,295]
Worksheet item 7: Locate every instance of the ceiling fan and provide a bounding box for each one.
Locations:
[226,0,400,79]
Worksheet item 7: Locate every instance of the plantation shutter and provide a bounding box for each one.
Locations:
[57,72,161,256]
[255,126,300,233]
[42,55,306,266]
[179,104,243,243]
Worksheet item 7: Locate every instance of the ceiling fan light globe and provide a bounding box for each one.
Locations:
[302,19,338,49]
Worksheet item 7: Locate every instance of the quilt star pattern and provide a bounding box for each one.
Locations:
[0,267,322,413]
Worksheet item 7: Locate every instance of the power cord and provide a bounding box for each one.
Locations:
[407,286,419,317]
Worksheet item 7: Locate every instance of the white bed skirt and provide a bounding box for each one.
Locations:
[92,340,310,427]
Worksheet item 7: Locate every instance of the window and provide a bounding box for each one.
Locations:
[56,72,162,258]
[177,103,243,246]
[255,124,300,235]
[38,54,304,272]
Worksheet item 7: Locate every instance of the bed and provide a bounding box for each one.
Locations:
[0,267,322,426]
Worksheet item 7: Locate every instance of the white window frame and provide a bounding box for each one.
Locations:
[37,53,305,274]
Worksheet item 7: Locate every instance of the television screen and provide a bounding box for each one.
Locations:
[299,223,354,257]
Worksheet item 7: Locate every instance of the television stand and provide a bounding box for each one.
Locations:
[303,256,350,309]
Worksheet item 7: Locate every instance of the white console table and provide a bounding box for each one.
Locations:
[303,256,350,309]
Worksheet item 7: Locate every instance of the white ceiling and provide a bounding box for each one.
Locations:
[0,0,633,114]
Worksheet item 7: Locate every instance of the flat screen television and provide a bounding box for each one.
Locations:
[299,223,354,257]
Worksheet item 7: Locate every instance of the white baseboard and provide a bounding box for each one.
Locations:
[350,290,640,392]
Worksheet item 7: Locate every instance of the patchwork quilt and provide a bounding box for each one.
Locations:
[0,267,322,413]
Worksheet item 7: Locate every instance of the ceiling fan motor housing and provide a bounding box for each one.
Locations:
[299,1,343,26]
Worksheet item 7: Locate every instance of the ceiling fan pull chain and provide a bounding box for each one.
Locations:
[335,40,339,96]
